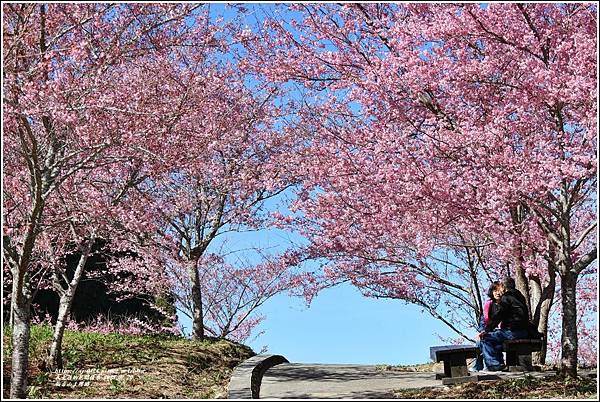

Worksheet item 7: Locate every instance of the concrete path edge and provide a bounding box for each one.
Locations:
[228,354,289,399]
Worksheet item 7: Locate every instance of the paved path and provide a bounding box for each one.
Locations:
[259,363,563,399]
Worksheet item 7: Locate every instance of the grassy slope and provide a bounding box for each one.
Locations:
[3,325,255,399]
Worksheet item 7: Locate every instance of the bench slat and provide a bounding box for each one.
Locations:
[503,339,543,353]
[430,345,478,362]
[503,339,543,344]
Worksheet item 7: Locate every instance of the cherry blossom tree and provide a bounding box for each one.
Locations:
[169,250,298,342]
[121,62,299,340]
[242,3,596,376]
[2,3,215,396]
[41,161,178,371]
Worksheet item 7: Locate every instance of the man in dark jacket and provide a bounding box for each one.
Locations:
[479,281,529,371]
[502,277,529,314]
[502,276,544,339]
[485,285,529,333]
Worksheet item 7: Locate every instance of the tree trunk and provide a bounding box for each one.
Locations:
[559,270,578,377]
[510,205,532,315]
[534,296,552,365]
[555,180,580,378]
[190,260,204,340]
[529,263,555,365]
[10,300,15,328]
[48,238,93,370]
[513,262,531,317]
[10,286,32,399]
[47,295,72,370]
[529,278,551,365]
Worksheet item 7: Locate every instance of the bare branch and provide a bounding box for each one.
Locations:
[571,222,597,252]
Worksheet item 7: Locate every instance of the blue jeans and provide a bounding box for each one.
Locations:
[473,339,484,370]
[481,328,528,369]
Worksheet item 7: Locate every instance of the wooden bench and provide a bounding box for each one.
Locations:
[430,345,479,385]
[503,339,543,372]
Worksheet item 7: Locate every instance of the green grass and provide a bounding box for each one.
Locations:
[3,324,255,399]
[60,331,170,369]
[4,325,180,368]
[3,324,54,363]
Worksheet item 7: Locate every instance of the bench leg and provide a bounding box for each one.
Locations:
[441,356,479,385]
[506,351,533,372]
[436,354,479,385]
[443,355,469,378]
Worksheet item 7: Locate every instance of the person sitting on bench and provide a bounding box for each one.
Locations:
[471,282,502,372]
[478,280,530,372]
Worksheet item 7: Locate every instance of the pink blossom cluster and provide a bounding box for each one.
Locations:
[65,315,182,337]
[30,313,181,337]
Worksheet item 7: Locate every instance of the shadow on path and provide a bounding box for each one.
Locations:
[260,364,441,398]
[263,365,394,382]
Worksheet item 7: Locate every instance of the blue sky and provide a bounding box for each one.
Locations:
[245,283,458,365]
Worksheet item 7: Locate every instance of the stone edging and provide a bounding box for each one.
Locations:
[228,354,289,399]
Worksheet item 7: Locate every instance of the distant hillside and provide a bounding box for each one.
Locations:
[3,325,255,399]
